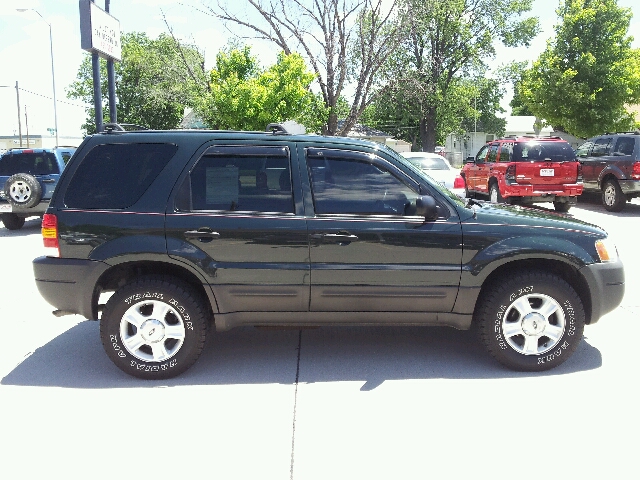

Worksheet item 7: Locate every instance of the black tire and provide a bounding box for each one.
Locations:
[4,173,42,208]
[1,213,25,230]
[476,271,585,371]
[601,179,626,212]
[462,176,474,198]
[100,276,208,379]
[553,201,571,213]
[489,182,503,203]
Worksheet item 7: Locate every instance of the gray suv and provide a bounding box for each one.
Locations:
[576,131,640,211]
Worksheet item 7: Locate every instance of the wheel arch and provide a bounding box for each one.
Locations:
[92,260,217,322]
[472,258,594,325]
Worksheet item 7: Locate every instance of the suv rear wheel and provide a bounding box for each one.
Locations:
[100,276,208,379]
[489,182,503,203]
[602,179,626,212]
[476,271,585,371]
[1,213,25,230]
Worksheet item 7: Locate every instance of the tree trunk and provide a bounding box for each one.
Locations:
[420,107,438,152]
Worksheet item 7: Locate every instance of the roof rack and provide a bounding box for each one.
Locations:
[266,121,306,135]
[103,123,149,132]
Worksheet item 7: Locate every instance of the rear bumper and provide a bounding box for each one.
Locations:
[579,258,625,324]
[502,183,583,199]
[33,256,109,319]
[0,199,50,216]
[618,179,640,196]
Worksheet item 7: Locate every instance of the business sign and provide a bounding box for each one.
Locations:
[79,0,122,61]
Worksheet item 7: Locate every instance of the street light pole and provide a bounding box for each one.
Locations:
[17,9,59,147]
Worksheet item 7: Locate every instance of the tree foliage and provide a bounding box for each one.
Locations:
[368,76,505,149]
[67,32,206,134]
[197,45,318,131]
[376,0,537,152]
[520,0,640,138]
[205,0,402,135]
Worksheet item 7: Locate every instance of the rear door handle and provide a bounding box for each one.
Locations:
[42,179,56,183]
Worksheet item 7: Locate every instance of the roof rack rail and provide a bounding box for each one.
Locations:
[103,123,149,133]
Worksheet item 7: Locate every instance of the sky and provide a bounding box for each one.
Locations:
[0,0,639,139]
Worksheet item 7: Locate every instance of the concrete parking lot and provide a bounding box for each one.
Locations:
[1,198,639,479]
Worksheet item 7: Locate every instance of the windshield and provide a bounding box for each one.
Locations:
[406,156,449,170]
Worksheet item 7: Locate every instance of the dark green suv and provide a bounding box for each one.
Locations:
[32,125,625,379]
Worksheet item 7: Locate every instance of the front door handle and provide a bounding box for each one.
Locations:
[184,228,220,241]
[310,232,358,245]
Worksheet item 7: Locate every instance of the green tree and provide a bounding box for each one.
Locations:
[205,0,402,136]
[520,0,640,138]
[380,0,538,151]
[67,32,206,134]
[368,75,505,149]
[197,45,318,132]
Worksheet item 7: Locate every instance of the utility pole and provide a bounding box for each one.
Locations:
[15,81,23,148]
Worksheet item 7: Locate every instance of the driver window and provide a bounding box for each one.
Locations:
[307,156,417,216]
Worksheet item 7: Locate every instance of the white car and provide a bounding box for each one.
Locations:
[400,151,465,197]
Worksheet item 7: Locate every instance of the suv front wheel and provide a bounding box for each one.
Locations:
[602,179,626,212]
[100,276,208,379]
[476,271,585,371]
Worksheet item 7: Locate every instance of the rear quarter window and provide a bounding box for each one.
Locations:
[64,143,177,209]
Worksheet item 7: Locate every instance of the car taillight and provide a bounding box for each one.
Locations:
[577,163,583,182]
[505,164,516,184]
[632,162,640,180]
[42,213,60,257]
[453,175,465,189]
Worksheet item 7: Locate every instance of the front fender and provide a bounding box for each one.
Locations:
[464,234,596,283]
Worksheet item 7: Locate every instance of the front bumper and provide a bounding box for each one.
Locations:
[33,256,110,320]
[579,258,625,324]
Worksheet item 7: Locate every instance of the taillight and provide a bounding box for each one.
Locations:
[632,162,640,180]
[505,164,516,184]
[577,163,583,182]
[453,175,465,189]
[42,213,60,257]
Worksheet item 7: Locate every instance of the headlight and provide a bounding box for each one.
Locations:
[595,238,619,262]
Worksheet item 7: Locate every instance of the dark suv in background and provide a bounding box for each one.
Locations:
[576,131,640,211]
[32,124,624,379]
[0,146,76,229]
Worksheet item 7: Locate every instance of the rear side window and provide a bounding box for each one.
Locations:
[64,143,177,209]
[512,142,575,162]
[0,152,59,175]
[613,137,635,156]
[177,146,294,214]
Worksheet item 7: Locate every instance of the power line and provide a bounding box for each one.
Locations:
[13,87,87,109]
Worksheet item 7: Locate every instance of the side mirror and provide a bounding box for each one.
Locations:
[415,195,438,221]
[464,156,475,164]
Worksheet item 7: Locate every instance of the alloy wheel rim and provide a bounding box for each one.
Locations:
[119,300,186,362]
[501,293,566,355]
